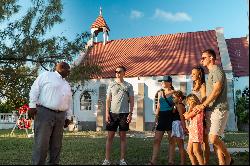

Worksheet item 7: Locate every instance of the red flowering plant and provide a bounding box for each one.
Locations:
[16,103,32,129]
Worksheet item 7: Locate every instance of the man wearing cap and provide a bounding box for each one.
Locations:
[149,76,176,165]
[194,49,233,165]
[28,62,73,165]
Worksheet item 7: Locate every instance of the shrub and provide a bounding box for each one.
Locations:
[235,88,249,124]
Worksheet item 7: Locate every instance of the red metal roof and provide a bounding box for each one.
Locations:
[91,15,110,31]
[88,30,221,78]
[226,37,249,77]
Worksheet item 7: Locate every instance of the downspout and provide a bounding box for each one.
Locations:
[232,77,238,131]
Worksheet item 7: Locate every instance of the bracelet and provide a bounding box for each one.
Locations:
[129,112,133,115]
[155,114,159,118]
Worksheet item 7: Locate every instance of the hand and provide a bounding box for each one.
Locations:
[193,105,203,114]
[154,116,159,125]
[106,113,111,124]
[126,114,132,123]
[64,119,72,128]
[28,108,37,119]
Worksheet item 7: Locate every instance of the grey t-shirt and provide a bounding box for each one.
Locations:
[107,81,134,113]
[206,65,228,110]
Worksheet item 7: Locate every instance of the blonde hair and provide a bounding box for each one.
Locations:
[186,93,201,106]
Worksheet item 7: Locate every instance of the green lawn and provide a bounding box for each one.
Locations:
[0,129,249,165]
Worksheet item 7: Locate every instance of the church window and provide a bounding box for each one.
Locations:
[80,91,92,111]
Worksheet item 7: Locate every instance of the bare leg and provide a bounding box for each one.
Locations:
[150,131,164,164]
[167,131,175,164]
[105,131,115,161]
[202,133,210,165]
[175,138,186,165]
[187,141,198,165]
[119,131,127,160]
[209,134,231,165]
[193,142,204,165]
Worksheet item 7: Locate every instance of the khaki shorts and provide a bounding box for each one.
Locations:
[205,109,229,136]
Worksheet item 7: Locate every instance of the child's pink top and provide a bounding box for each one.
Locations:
[188,109,204,143]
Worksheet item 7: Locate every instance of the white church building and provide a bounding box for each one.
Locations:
[72,9,249,132]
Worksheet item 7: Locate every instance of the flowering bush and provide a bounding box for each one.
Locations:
[17,104,29,115]
[17,118,31,129]
[16,104,31,129]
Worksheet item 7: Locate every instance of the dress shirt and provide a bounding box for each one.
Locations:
[29,71,73,119]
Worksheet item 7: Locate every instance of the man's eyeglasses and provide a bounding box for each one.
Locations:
[115,70,123,74]
[201,57,207,61]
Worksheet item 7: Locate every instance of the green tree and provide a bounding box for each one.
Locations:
[236,89,249,124]
[0,0,101,112]
[0,0,19,21]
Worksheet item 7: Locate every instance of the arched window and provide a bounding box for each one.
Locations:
[80,91,92,111]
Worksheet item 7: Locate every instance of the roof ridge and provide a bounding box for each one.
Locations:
[102,29,215,42]
[226,36,247,40]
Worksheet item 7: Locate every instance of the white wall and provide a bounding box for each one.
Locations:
[73,74,240,131]
[74,75,191,123]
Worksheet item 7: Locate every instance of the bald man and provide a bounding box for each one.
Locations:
[29,62,73,165]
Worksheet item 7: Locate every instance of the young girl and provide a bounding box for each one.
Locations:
[171,90,188,165]
[184,94,204,165]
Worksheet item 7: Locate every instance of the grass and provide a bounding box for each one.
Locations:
[0,129,249,165]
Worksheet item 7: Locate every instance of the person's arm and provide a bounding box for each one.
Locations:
[28,73,44,119]
[155,92,161,117]
[194,81,223,113]
[29,75,42,109]
[105,94,111,123]
[195,69,224,112]
[127,95,134,123]
[127,85,134,123]
[129,96,134,113]
[183,107,196,120]
[200,83,206,103]
[105,84,112,123]
[177,104,188,133]
[203,81,222,107]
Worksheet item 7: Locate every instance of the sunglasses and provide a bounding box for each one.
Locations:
[115,70,123,74]
[201,57,207,61]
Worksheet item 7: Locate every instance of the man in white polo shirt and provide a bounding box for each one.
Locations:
[28,62,72,165]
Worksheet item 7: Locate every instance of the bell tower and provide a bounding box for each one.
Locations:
[89,7,110,46]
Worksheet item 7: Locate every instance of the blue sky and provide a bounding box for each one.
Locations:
[27,0,249,40]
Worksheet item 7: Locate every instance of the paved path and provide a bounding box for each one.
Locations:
[182,144,249,153]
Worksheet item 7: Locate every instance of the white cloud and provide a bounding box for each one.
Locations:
[130,10,144,19]
[153,9,192,22]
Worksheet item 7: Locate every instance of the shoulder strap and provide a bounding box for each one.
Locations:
[161,89,173,108]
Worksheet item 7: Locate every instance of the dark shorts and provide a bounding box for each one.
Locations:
[156,111,173,132]
[106,112,129,131]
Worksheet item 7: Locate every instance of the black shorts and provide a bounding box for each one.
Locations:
[106,112,129,131]
[156,111,173,132]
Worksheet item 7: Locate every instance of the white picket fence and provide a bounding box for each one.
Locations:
[0,113,18,129]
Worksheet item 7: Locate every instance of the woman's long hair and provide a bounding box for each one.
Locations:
[192,66,205,90]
